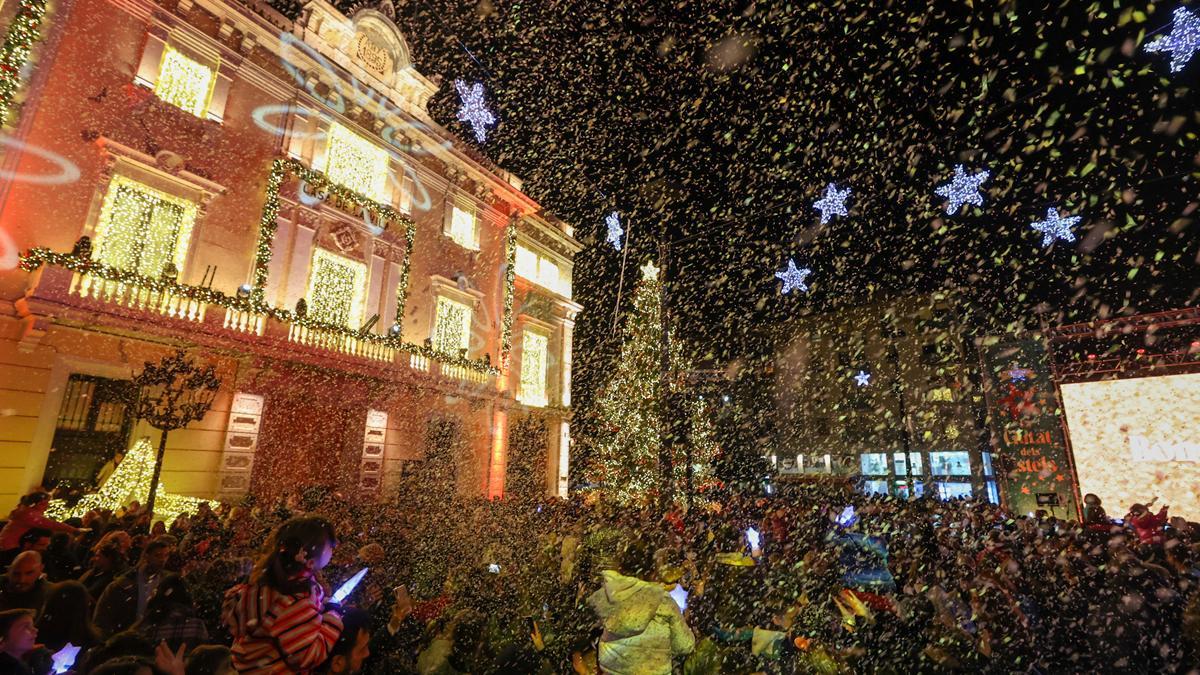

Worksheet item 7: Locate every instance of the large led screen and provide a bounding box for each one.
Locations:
[1061,373,1200,522]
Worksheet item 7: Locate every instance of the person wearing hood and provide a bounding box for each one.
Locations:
[588,543,694,675]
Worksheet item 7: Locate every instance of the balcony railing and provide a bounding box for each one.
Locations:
[21,249,498,385]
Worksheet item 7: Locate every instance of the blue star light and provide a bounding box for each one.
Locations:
[775,259,811,294]
[934,165,990,214]
[51,644,81,674]
[454,80,496,143]
[605,211,624,250]
[813,182,851,224]
[1145,7,1200,73]
[1030,207,1081,247]
[854,370,871,387]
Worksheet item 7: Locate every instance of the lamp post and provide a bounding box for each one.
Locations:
[131,350,221,521]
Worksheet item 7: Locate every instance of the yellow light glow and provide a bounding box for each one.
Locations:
[518,329,549,407]
[323,122,389,202]
[515,244,570,298]
[154,46,214,117]
[433,295,472,354]
[447,205,478,250]
[92,175,197,278]
[305,248,367,328]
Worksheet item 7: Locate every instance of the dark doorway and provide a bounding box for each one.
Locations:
[43,374,135,489]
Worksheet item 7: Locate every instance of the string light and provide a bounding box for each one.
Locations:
[775,259,811,294]
[812,183,851,224]
[605,212,624,250]
[92,176,197,278]
[454,79,496,143]
[322,122,389,202]
[1029,207,1081,247]
[500,221,517,367]
[854,370,871,386]
[1144,7,1200,73]
[306,248,367,328]
[433,296,472,354]
[518,329,549,406]
[153,46,214,117]
[934,164,990,214]
[0,0,50,125]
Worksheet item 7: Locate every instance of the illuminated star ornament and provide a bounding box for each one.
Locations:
[935,165,990,214]
[454,80,496,143]
[1144,7,1200,73]
[668,584,689,612]
[813,182,851,224]
[605,211,624,250]
[854,370,871,387]
[51,643,81,674]
[775,259,811,294]
[1030,207,1081,247]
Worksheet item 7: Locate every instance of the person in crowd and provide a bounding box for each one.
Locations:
[1128,500,1171,545]
[94,536,175,638]
[14,528,51,559]
[0,552,48,617]
[36,579,101,655]
[185,645,235,675]
[42,531,79,582]
[95,451,124,487]
[131,573,210,654]
[222,515,343,674]
[317,609,370,675]
[0,493,79,568]
[0,609,38,675]
[1082,493,1109,531]
[81,542,129,601]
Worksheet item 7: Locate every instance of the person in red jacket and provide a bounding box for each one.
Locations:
[1127,499,1169,545]
[0,493,79,567]
[223,516,343,674]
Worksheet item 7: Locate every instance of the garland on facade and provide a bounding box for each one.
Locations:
[394,221,416,329]
[0,0,50,126]
[500,218,518,368]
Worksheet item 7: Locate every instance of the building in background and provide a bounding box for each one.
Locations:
[771,294,998,502]
[0,0,579,511]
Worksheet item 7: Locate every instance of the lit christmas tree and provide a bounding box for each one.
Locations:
[583,262,718,504]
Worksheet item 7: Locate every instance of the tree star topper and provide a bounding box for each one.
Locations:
[1145,7,1200,73]
[935,165,990,214]
[1030,207,1081,247]
[775,259,811,294]
[813,182,851,224]
[454,80,496,143]
[605,211,624,250]
[640,261,660,281]
[854,370,871,387]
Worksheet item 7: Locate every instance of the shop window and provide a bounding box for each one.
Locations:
[859,453,888,476]
[154,46,214,117]
[981,451,995,477]
[305,248,367,328]
[862,480,888,496]
[894,480,924,499]
[322,122,390,203]
[936,482,973,500]
[986,480,1000,504]
[893,451,922,477]
[93,175,197,279]
[433,296,472,355]
[929,451,971,476]
[518,329,549,407]
[446,204,479,250]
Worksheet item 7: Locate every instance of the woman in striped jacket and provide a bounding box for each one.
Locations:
[223,516,344,674]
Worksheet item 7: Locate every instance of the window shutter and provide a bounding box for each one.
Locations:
[207,69,232,123]
[442,197,454,235]
[135,32,167,88]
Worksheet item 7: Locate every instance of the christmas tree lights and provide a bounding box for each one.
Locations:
[813,183,851,224]
[0,0,50,126]
[153,46,214,117]
[1144,7,1200,73]
[934,165,990,214]
[1029,207,1080,246]
[323,122,390,203]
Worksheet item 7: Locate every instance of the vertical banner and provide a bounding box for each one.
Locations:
[978,338,1079,519]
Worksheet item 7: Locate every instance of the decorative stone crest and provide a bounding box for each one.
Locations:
[329,222,360,253]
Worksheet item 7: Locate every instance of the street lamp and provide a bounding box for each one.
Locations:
[131,350,221,521]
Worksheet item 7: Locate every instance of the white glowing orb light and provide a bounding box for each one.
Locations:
[813,182,851,224]
[1145,7,1200,73]
[454,80,496,143]
[934,164,990,215]
[1030,207,1081,247]
[775,259,811,294]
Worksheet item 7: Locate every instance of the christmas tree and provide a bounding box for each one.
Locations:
[583,262,718,504]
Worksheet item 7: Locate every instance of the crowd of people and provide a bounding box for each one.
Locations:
[0,481,1198,674]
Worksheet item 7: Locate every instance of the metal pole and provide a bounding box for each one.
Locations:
[885,318,915,495]
[658,235,674,512]
[145,427,169,522]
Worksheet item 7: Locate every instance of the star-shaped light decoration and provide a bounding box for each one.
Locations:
[605,211,624,250]
[775,259,811,294]
[854,370,871,387]
[668,583,689,612]
[1145,7,1200,73]
[454,80,496,143]
[1030,207,1081,247]
[813,182,851,224]
[51,643,81,674]
[640,261,660,281]
[934,165,990,214]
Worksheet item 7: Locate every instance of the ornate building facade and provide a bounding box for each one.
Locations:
[0,0,580,510]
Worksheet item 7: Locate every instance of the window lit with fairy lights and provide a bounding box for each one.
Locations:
[515,244,571,298]
[447,204,478,250]
[433,295,472,355]
[154,46,214,117]
[305,248,367,328]
[93,175,198,278]
[322,122,389,202]
[518,329,549,407]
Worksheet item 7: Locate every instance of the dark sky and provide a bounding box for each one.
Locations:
[281,0,1199,376]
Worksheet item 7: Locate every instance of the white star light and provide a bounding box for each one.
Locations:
[854,370,871,387]
[934,165,990,214]
[775,259,811,294]
[668,584,689,612]
[605,212,624,250]
[1030,207,1081,247]
[454,80,496,143]
[813,182,851,224]
[51,643,81,674]
[1145,7,1200,73]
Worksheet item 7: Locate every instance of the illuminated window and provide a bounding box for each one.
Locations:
[433,296,472,355]
[929,451,971,476]
[305,249,367,328]
[322,122,389,202]
[93,175,197,278]
[518,329,549,407]
[154,46,214,117]
[859,453,888,475]
[515,244,571,297]
[446,204,478,250]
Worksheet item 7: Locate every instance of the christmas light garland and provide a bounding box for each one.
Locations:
[0,0,49,126]
[500,219,517,368]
